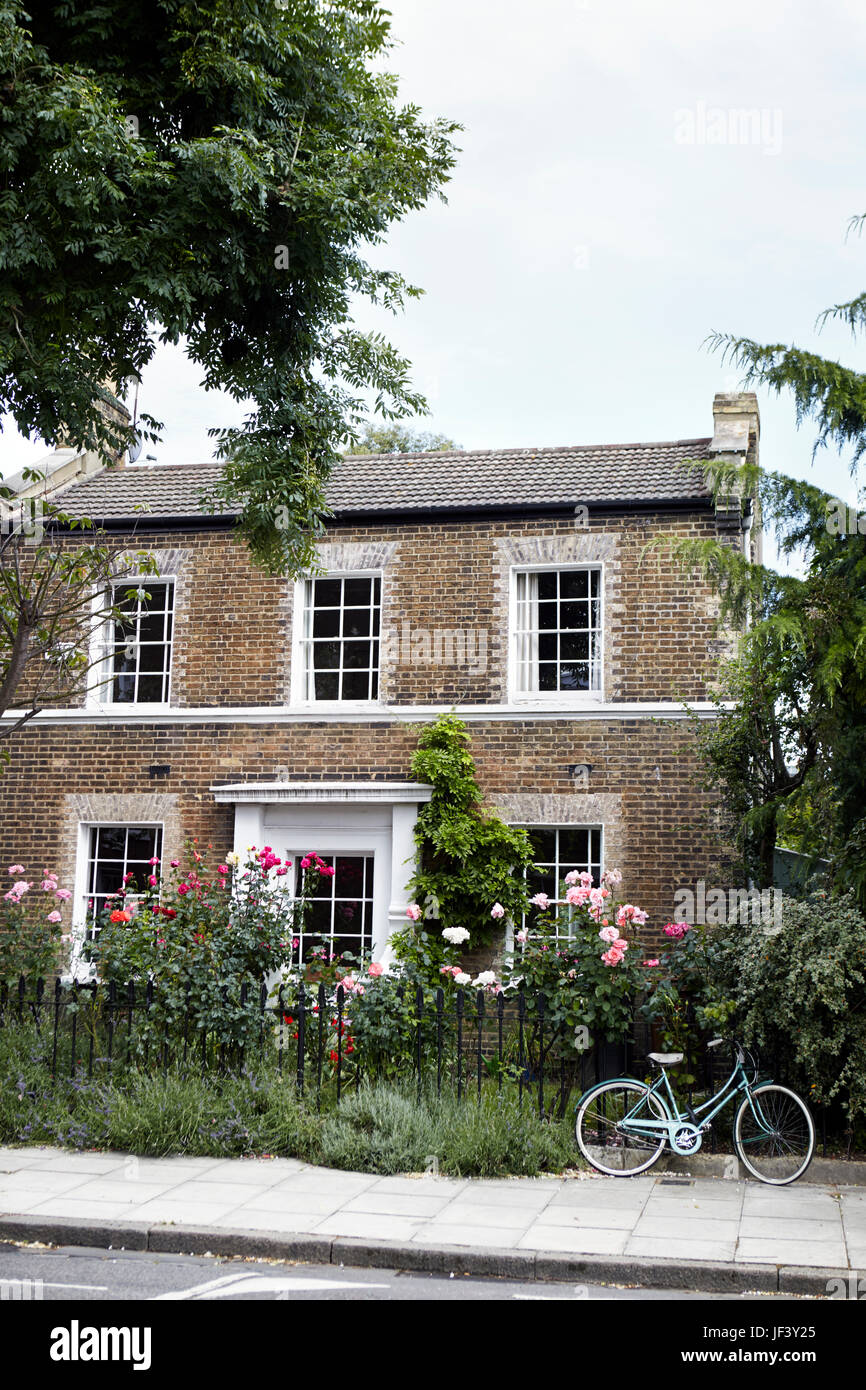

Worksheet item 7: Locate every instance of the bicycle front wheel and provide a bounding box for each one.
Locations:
[575,1080,669,1176]
[734,1084,815,1185]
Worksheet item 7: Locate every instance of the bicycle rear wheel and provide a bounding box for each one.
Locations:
[734,1083,815,1185]
[575,1080,668,1176]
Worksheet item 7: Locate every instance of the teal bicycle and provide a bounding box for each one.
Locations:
[575,1039,815,1185]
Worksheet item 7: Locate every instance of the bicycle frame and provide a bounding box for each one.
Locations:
[591,1054,776,1156]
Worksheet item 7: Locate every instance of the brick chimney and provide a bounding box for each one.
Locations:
[709,391,760,461]
[709,391,761,562]
[2,384,131,506]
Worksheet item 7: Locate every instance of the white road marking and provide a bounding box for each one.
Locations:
[154,1272,390,1300]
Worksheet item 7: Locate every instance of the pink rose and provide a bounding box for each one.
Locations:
[46,910,62,923]
[170,860,180,868]
[406,903,422,921]
[148,875,158,887]
[598,925,618,943]
[643,959,660,967]
[368,962,384,977]
[177,883,190,896]
[55,888,72,901]
[530,892,549,909]
[7,865,24,875]
[490,903,505,919]
[516,929,528,944]
[601,947,625,966]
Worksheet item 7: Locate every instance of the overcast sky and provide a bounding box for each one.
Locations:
[4,0,866,543]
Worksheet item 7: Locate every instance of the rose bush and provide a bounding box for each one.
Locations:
[0,864,73,983]
[90,844,332,1050]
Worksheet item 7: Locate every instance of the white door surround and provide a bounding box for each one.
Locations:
[211,782,434,960]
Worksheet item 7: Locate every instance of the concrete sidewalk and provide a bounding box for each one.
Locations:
[1,1145,864,1294]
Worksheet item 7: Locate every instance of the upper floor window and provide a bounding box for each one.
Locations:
[298,574,381,702]
[99,580,174,704]
[513,567,602,696]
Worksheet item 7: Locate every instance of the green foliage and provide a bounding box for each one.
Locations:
[0,1021,577,1175]
[407,714,535,945]
[647,893,866,1125]
[723,892,866,1124]
[344,420,458,454]
[0,1,459,573]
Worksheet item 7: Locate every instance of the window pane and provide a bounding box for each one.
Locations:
[314,672,339,700]
[537,601,558,631]
[560,632,589,662]
[538,663,558,691]
[314,578,342,606]
[560,663,589,690]
[560,601,589,630]
[529,828,556,861]
[312,609,340,638]
[138,642,167,673]
[342,608,371,637]
[96,827,126,859]
[343,576,374,606]
[137,611,167,645]
[342,640,372,670]
[136,674,164,702]
[312,641,341,670]
[560,571,589,599]
[341,670,371,700]
[127,828,158,860]
[537,572,557,601]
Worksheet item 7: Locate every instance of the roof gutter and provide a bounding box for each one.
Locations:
[48,494,715,535]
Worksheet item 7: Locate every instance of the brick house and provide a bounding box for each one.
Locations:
[0,391,760,973]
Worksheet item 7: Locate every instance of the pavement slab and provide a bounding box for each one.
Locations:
[0,1146,863,1291]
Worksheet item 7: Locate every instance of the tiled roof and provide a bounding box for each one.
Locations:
[53,438,714,522]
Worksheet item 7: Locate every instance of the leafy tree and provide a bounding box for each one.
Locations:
[0,500,154,746]
[0,1,459,573]
[651,225,866,890]
[344,421,458,454]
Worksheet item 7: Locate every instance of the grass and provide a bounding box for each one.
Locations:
[0,1020,579,1177]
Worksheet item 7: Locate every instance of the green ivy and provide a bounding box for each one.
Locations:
[407,714,534,945]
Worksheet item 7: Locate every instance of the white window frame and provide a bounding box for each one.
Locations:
[508,563,604,704]
[290,569,383,708]
[87,576,175,708]
[286,850,378,968]
[508,823,604,947]
[68,820,164,980]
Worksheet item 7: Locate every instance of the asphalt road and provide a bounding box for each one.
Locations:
[0,1243,812,1301]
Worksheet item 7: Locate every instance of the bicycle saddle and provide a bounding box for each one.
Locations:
[647,1052,683,1065]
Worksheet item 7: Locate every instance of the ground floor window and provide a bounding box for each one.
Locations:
[293,853,375,966]
[82,824,163,939]
[519,825,602,935]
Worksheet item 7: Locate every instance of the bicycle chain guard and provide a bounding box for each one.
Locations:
[669,1123,703,1155]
